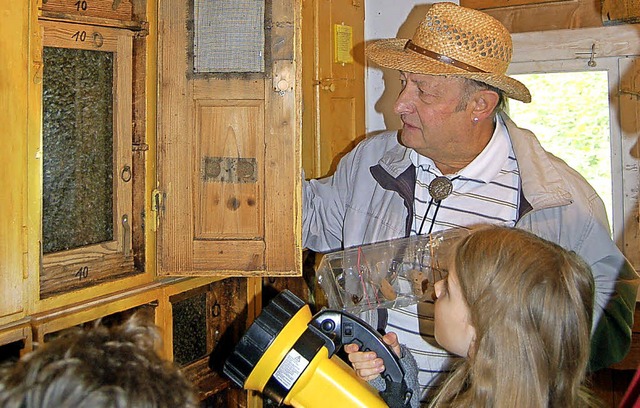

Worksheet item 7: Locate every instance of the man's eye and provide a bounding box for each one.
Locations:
[400,79,407,88]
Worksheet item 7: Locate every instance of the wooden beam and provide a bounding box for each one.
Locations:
[471,0,603,33]
[602,0,640,25]
[460,0,572,10]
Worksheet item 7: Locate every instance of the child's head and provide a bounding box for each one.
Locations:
[0,311,199,408]
[433,225,595,407]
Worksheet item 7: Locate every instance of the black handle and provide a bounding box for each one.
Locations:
[308,309,404,384]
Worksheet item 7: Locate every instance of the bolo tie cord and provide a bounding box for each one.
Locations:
[417,175,459,236]
[417,198,444,236]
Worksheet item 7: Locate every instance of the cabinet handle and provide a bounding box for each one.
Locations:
[315,78,337,92]
[122,214,130,257]
[93,32,104,48]
[321,82,336,92]
[120,165,132,182]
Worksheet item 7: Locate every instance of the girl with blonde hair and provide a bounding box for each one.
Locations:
[430,225,597,408]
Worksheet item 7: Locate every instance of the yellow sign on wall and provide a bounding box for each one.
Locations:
[334,24,353,64]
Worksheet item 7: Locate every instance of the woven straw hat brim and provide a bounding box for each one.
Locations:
[367,39,531,103]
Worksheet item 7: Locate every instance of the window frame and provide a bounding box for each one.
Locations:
[510,25,640,269]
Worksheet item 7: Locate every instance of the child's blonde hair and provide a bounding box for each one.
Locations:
[431,225,596,408]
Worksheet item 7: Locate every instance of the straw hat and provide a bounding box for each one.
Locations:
[367,2,531,103]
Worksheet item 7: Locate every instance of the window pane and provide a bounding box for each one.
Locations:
[509,72,612,227]
[193,0,265,73]
[172,291,207,366]
[42,47,114,254]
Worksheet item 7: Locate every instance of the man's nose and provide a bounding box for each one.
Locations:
[393,88,413,115]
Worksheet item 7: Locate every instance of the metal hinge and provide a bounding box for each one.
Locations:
[133,22,150,38]
[132,143,149,152]
[150,189,165,231]
[22,225,29,280]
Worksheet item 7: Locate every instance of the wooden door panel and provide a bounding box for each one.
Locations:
[192,241,264,271]
[320,96,358,171]
[310,0,365,177]
[195,100,264,239]
[0,0,28,321]
[39,21,136,298]
[158,0,301,276]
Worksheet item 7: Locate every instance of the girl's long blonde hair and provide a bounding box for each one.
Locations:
[430,226,596,408]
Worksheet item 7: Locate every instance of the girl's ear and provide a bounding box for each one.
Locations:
[466,330,477,359]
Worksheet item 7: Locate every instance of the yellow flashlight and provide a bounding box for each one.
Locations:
[222,290,412,408]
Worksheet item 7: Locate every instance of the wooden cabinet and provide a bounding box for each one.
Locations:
[169,278,251,402]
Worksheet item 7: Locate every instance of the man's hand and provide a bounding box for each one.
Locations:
[344,332,401,381]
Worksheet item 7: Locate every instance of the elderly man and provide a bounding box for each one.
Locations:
[302,1,639,403]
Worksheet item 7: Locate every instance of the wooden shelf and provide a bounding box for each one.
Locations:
[40,12,146,32]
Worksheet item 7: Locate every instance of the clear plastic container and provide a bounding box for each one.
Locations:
[316,228,470,314]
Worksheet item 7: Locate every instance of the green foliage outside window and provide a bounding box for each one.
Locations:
[509,71,612,226]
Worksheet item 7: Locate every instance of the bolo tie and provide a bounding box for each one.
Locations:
[417,176,458,235]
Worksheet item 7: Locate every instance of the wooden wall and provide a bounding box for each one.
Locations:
[460,0,640,32]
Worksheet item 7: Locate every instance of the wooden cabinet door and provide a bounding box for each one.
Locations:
[0,0,29,322]
[302,0,365,178]
[157,1,301,276]
[38,21,135,299]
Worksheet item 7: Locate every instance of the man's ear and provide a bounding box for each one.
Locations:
[471,90,500,121]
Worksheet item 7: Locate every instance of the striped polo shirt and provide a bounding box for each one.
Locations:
[392,116,520,402]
